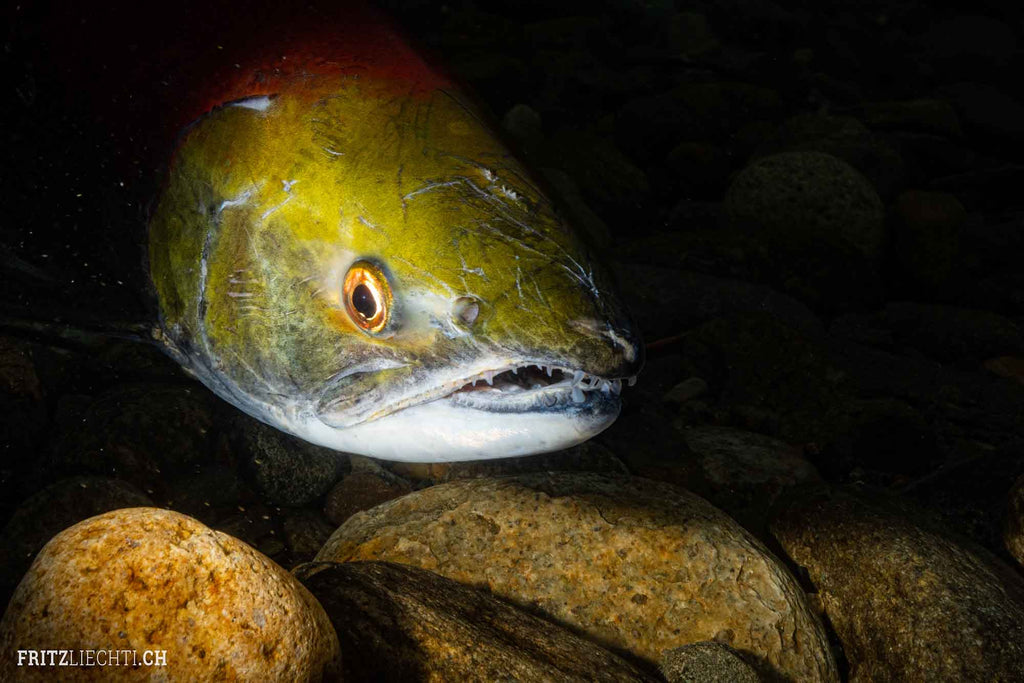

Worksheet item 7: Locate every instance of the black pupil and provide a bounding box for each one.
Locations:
[352,283,378,320]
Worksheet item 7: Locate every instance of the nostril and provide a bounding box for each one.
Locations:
[452,296,481,327]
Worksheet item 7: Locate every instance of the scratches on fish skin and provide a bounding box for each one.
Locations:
[394,256,454,296]
[401,179,462,205]
[216,188,255,215]
[260,181,296,222]
[357,215,384,233]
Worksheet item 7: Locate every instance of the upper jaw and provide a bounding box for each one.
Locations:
[316,356,639,429]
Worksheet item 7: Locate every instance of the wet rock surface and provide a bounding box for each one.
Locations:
[0,508,340,681]
[297,560,658,682]
[316,472,838,682]
[771,488,1024,682]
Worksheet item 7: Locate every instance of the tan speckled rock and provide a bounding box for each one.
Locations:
[1004,473,1024,568]
[660,641,760,683]
[316,473,837,682]
[296,560,658,682]
[0,508,339,681]
[771,488,1024,681]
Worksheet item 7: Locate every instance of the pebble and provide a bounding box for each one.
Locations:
[297,560,658,681]
[724,151,886,261]
[0,508,339,681]
[771,487,1024,681]
[235,416,346,507]
[316,472,837,681]
[660,641,760,683]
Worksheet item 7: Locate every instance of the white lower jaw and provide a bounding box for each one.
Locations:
[295,399,620,462]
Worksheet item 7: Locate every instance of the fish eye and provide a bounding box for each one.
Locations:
[343,261,391,333]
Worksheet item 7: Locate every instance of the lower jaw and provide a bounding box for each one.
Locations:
[302,397,620,462]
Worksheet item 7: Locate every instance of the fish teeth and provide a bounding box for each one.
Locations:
[571,386,585,403]
[545,365,553,377]
[572,370,585,385]
[484,371,495,385]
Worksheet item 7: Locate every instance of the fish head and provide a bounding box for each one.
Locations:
[149,76,642,461]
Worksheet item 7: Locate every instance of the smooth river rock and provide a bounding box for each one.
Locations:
[771,488,1024,681]
[316,472,837,682]
[296,560,658,682]
[0,507,339,681]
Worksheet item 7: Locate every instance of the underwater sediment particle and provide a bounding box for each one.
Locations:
[770,487,1024,681]
[315,472,838,682]
[0,507,339,681]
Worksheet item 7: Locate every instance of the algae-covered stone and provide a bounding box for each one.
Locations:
[0,507,339,681]
[724,151,885,261]
[771,488,1024,681]
[316,472,837,682]
[297,560,657,682]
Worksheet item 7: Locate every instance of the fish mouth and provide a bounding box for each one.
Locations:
[442,362,636,412]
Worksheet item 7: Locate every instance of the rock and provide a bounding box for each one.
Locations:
[770,488,1024,681]
[0,508,339,681]
[938,83,1024,146]
[665,141,732,199]
[619,228,884,315]
[684,313,848,445]
[663,377,708,404]
[753,113,905,197]
[660,641,760,683]
[316,473,838,681]
[324,458,412,526]
[675,426,822,533]
[616,82,782,163]
[547,128,652,231]
[817,398,940,480]
[0,336,45,458]
[664,12,718,59]
[541,167,612,248]
[614,263,824,342]
[881,301,1024,366]
[904,440,1024,557]
[282,509,336,559]
[920,15,1018,73]
[985,356,1024,386]
[0,476,152,610]
[42,383,217,488]
[827,337,1024,453]
[501,103,544,154]
[1007,474,1024,567]
[236,416,346,507]
[891,190,965,292]
[852,99,962,138]
[296,561,658,682]
[724,151,886,261]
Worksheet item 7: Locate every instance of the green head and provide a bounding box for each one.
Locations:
[149,76,641,461]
